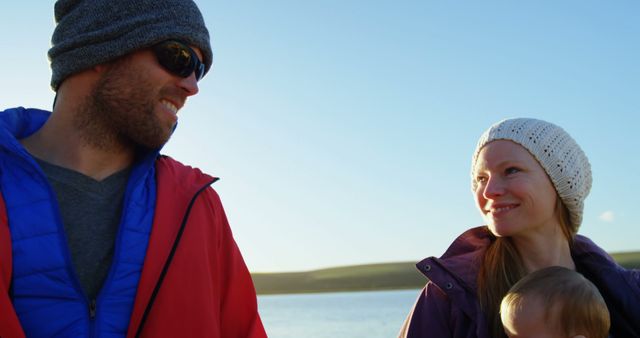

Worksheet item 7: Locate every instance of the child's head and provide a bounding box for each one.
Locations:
[500,266,610,338]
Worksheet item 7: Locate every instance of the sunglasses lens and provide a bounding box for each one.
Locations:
[195,63,205,81]
[154,41,205,80]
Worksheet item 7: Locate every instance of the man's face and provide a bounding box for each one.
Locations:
[75,46,201,151]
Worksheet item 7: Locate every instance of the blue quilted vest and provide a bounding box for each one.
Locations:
[0,107,157,337]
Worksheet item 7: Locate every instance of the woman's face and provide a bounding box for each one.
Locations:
[473,140,559,238]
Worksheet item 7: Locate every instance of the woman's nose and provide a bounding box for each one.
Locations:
[483,176,506,199]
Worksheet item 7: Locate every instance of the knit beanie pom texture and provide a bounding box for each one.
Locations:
[49,0,212,90]
[471,118,592,231]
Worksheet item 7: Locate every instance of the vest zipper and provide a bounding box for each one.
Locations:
[89,298,97,319]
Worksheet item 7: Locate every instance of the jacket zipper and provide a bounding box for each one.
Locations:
[134,178,217,338]
[44,174,100,336]
[89,297,98,338]
[89,298,97,319]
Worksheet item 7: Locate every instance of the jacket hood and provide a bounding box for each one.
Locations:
[155,155,218,198]
[0,108,50,154]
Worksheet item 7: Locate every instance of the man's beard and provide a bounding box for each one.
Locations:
[74,60,175,152]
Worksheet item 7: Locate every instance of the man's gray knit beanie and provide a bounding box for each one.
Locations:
[48,0,213,90]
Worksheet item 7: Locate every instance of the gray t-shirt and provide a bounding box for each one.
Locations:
[36,159,130,301]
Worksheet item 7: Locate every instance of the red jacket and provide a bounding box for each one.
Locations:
[0,156,266,338]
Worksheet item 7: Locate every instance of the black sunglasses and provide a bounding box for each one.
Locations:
[152,40,206,81]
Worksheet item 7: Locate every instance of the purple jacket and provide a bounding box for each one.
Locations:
[399,226,640,338]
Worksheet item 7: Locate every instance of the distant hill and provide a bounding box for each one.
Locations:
[252,251,640,295]
[252,262,426,295]
[610,251,640,269]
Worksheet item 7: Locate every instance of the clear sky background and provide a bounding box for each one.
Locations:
[1,1,638,273]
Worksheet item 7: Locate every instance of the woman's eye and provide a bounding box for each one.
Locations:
[476,176,487,183]
[505,167,520,175]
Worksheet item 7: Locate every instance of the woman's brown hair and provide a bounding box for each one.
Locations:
[477,198,574,338]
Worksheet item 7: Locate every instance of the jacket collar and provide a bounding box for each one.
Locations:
[417,226,616,290]
[0,107,49,140]
[416,226,491,293]
[415,226,492,335]
[0,107,162,180]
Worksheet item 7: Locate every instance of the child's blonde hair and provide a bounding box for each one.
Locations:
[500,266,610,338]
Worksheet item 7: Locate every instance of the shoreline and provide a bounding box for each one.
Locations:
[252,252,640,295]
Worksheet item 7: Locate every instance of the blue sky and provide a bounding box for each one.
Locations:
[1,1,638,272]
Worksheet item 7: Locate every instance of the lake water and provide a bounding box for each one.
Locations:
[258,289,421,338]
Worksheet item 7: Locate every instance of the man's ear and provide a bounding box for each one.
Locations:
[93,63,109,74]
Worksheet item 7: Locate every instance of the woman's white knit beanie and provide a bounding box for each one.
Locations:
[471,118,592,230]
